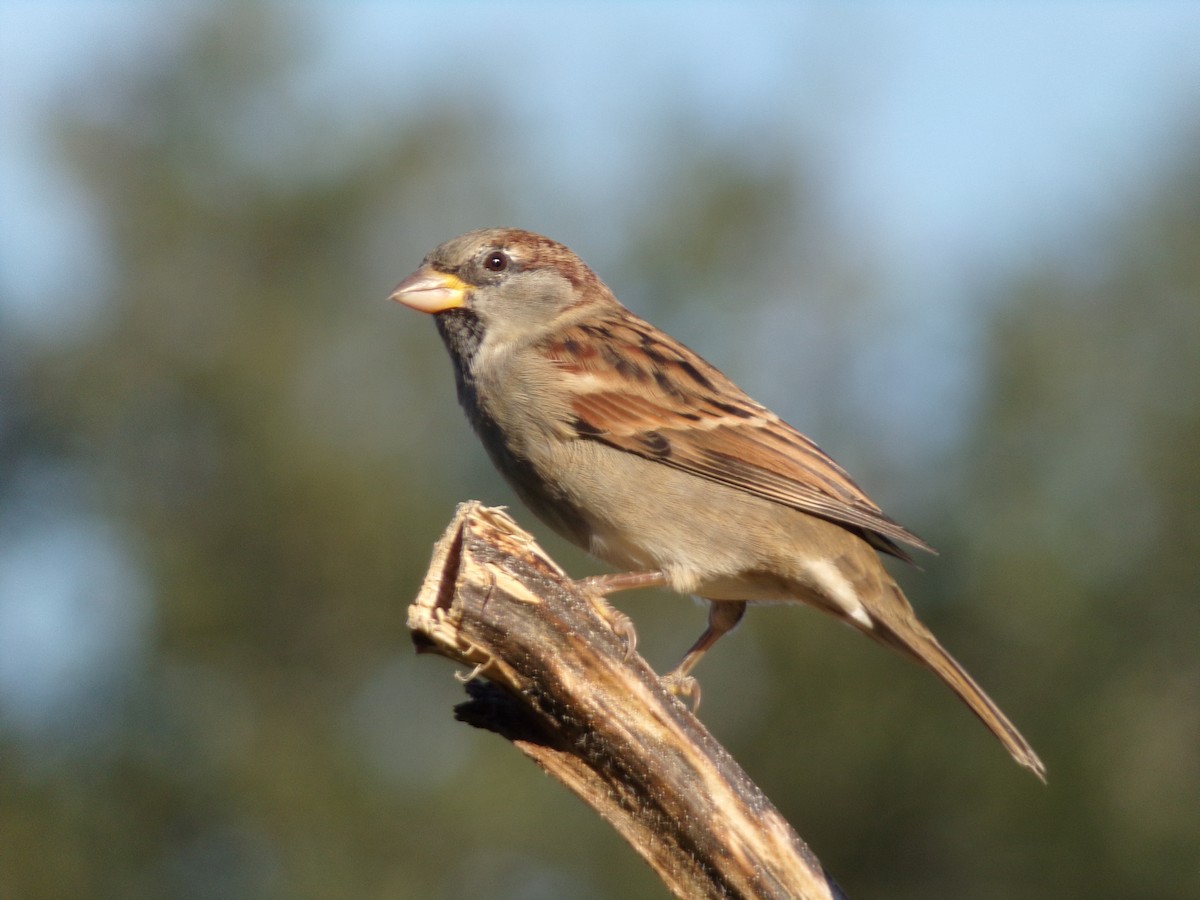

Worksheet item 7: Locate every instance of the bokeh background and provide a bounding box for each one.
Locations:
[2,3,1198,898]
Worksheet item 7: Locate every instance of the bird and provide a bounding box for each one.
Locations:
[390,227,1045,780]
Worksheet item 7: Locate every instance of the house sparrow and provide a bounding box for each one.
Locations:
[391,228,1045,780]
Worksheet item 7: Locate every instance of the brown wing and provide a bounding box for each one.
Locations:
[541,311,935,561]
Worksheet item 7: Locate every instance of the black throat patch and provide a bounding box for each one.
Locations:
[435,307,485,370]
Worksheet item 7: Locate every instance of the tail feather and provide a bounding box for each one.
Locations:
[870,613,1047,782]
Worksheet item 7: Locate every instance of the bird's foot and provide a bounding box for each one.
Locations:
[577,586,638,660]
[661,670,701,712]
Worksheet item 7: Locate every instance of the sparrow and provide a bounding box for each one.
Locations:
[391,227,1045,780]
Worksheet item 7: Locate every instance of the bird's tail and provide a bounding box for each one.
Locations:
[869,592,1047,782]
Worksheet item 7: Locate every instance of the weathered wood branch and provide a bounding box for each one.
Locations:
[407,501,845,900]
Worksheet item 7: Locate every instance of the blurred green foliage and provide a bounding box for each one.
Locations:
[1,7,1197,900]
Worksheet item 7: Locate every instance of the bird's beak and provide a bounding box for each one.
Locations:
[389,267,470,313]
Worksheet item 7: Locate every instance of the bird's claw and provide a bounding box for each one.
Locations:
[661,671,701,712]
[578,584,639,660]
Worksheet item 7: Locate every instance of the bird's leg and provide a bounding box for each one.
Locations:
[662,601,748,711]
[575,571,668,660]
[577,571,669,594]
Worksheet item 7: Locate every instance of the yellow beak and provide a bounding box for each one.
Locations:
[389,267,470,313]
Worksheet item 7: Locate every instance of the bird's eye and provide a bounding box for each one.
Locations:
[483,250,509,272]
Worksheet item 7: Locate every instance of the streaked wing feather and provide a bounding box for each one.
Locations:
[543,313,934,559]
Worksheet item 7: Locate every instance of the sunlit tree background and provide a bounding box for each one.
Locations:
[2,4,1198,898]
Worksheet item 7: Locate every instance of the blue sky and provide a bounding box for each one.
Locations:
[4,3,1200,330]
